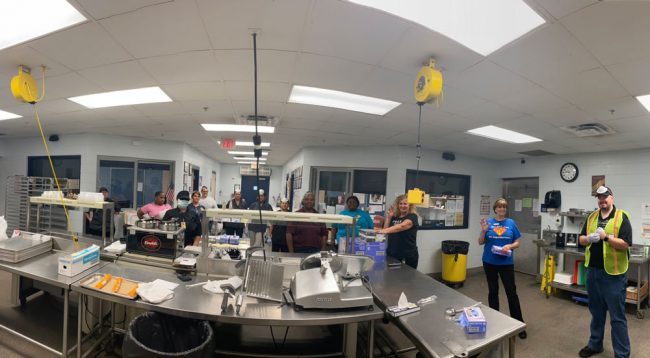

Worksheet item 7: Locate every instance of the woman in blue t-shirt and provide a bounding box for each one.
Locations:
[335,196,374,247]
[478,198,527,339]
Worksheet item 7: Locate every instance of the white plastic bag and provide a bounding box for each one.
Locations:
[0,216,8,240]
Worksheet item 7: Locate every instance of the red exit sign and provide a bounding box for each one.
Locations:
[221,138,235,150]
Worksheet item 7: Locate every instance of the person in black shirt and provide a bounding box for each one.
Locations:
[163,190,202,247]
[577,186,631,358]
[377,194,419,269]
[270,198,290,252]
[247,189,273,247]
[224,190,246,236]
[85,187,121,237]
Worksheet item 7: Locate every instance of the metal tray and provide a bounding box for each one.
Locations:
[80,274,139,300]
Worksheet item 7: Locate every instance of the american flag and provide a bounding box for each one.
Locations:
[165,183,175,206]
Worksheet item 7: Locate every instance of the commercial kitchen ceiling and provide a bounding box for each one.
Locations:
[1,0,650,165]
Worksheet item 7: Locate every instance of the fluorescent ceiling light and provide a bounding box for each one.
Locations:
[235,141,270,147]
[227,151,268,156]
[289,85,400,115]
[201,124,275,133]
[68,87,171,109]
[237,161,268,165]
[0,109,22,121]
[234,157,267,161]
[349,0,545,56]
[0,0,86,50]
[636,94,650,113]
[467,125,542,144]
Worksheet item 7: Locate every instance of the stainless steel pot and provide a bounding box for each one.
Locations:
[159,221,179,231]
[136,220,157,229]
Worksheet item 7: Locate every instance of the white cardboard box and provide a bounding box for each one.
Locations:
[553,272,573,285]
[58,245,100,277]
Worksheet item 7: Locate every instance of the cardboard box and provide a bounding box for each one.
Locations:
[626,280,648,301]
[553,272,573,285]
[58,245,100,277]
[365,241,386,263]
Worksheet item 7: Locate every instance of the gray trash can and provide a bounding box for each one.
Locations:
[122,312,214,357]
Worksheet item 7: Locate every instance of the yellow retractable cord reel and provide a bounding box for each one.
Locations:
[11,65,79,248]
[408,59,443,204]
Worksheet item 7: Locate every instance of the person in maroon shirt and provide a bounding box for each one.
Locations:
[287,191,327,253]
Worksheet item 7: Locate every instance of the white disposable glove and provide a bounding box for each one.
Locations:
[588,232,601,243]
[142,214,152,220]
[596,227,605,238]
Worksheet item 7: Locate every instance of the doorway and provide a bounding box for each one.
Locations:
[502,177,540,275]
[241,175,270,206]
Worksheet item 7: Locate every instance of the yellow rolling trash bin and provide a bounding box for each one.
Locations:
[441,240,470,288]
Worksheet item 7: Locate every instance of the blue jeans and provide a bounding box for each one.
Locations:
[586,267,630,358]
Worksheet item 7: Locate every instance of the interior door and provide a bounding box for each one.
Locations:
[502,177,540,275]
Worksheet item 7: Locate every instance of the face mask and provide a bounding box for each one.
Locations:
[177,200,189,209]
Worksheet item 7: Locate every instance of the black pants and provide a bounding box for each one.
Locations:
[272,243,289,252]
[483,263,524,323]
[388,249,419,269]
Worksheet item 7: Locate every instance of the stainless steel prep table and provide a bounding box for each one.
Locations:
[0,251,108,357]
[71,262,383,357]
[368,262,526,358]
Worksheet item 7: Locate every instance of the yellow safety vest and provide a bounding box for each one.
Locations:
[585,208,629,275]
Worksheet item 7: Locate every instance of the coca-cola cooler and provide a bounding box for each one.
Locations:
[126,226,184,259]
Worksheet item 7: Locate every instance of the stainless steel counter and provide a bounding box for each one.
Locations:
[71,261,382,326]
[0,251,107,289]
[368,262,526,358]
[0,250,107,358]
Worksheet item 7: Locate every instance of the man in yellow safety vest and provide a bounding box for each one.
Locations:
[578,186,632,358]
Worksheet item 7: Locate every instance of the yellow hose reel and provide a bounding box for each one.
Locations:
[11,65,43,104]
[413,58,443,104]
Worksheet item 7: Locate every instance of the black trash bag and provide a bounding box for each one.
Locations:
[441,240,469,255]
[122,312,214,358]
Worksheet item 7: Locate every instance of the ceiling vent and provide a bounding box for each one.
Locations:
[238,114,278,127]
[561,123,616,137]
[518,150,555,157]
[240,166,271,176]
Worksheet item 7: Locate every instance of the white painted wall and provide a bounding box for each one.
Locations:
[218,164,283,206]
[283,145,502,274]
[281,149,305,210]
[498,148,650,246]
[182,144,221,194]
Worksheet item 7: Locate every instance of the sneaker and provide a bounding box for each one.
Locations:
[518,331,527,339]
[579,346,603,358]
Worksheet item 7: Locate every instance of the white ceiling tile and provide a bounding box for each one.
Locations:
[32,99,85,115]
[578,96,647,122]
[530,0,598,20]
[435,85,484,115]
[139,51,222,84]
[293,53,375,91]
[453,60,536,101]
[531,105,593,126]
[162,82,226,101]
[77,0,172,20]
[379,26,483,76]
[179,100,233,116]
[224,82,290,102]
[607,59,650,96]
[135,102,186,117]
[302,0,410,65]
[0,46,70,80]
[356,68,416,104]
[215,50,297,82]
[196,0,311,51]
[456,99,524,124]
[79,60,157,91]
[284,103,332,122]
[45,72,104,100]
[100,0,211,58]
[549,68,630,107]
[490,22,600,88]
[602,115,650,133]
[29,23,132,70]
[562,1,650,65]
[496,84,569,114]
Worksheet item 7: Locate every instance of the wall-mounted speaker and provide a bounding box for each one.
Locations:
[442,151,455,161]
[48,134,59,142]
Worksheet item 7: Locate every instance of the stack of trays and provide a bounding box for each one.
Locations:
[0,234,52,263]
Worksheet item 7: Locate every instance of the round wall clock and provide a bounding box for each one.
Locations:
[560,162,579,183]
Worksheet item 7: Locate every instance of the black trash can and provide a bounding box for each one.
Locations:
[441,240,470,287]
[122,312,214,358]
